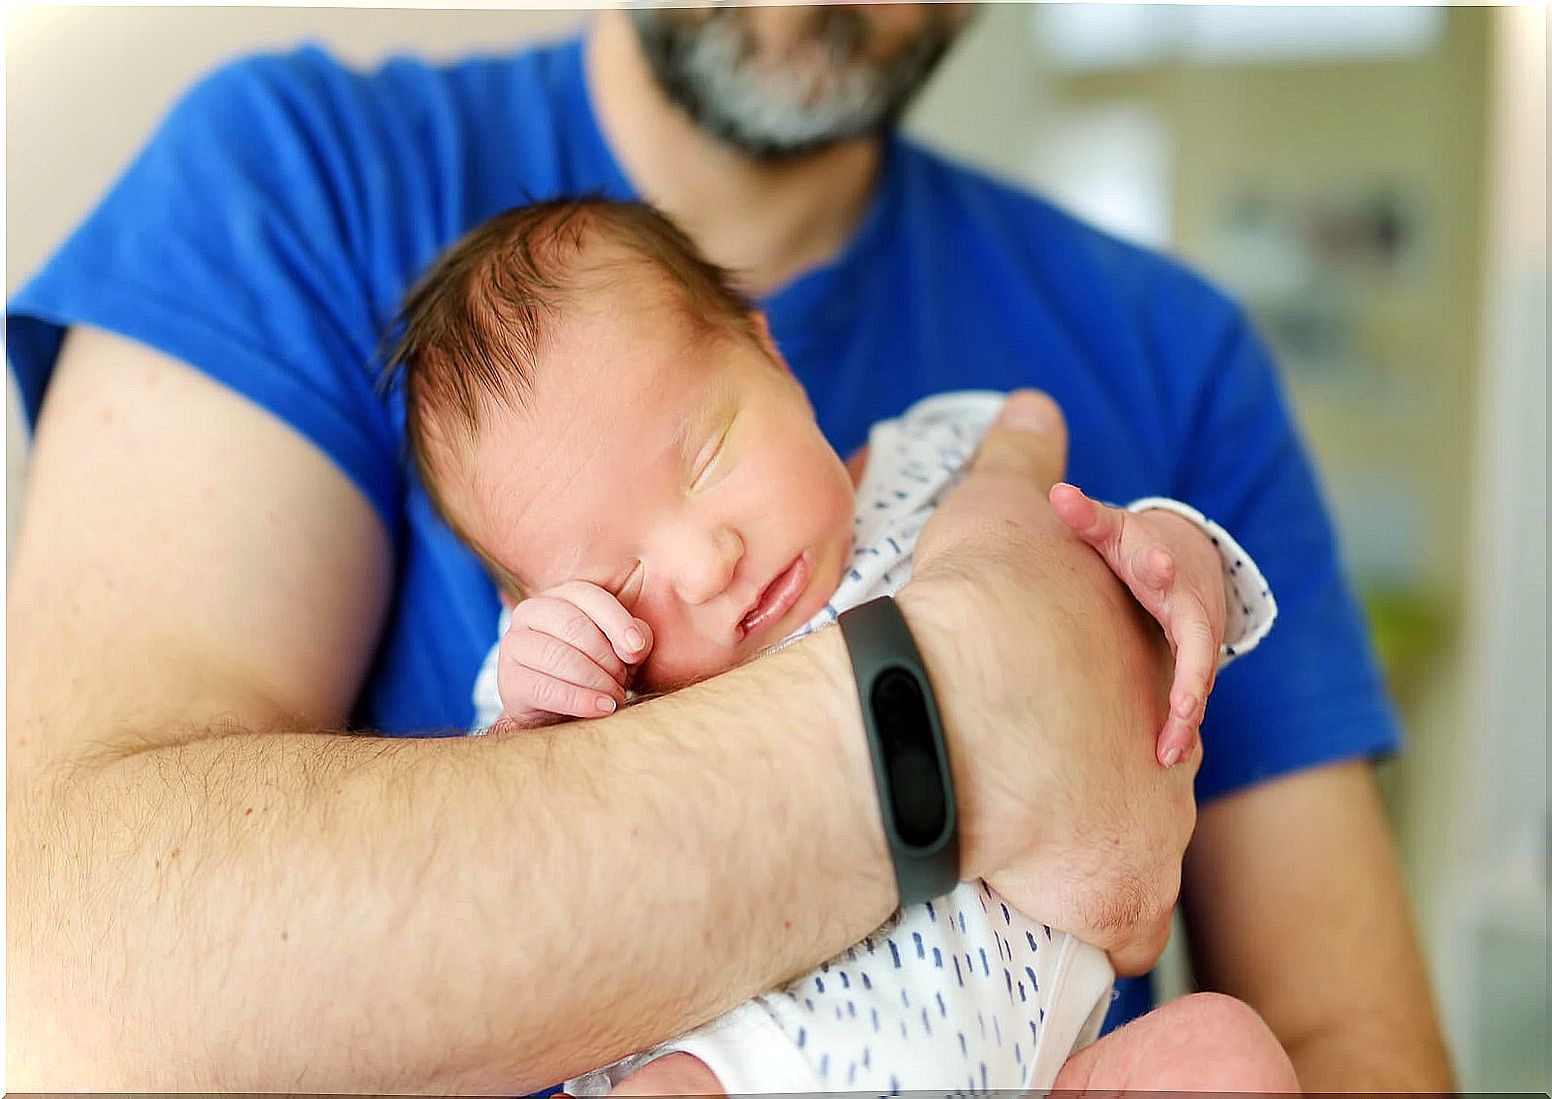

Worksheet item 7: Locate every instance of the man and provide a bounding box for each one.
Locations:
[7,5,1449,1091]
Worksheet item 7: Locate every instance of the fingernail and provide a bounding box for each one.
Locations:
[1161,746,1182,768]
[1001,396,1055,433]
[625,627,645,651]
[596,697,617,714]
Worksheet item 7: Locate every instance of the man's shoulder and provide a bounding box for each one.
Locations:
[172,35,581,139]
[121,34,594,288]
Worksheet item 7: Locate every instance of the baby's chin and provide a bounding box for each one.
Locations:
[635,628,784,694]
[632,654,729,695]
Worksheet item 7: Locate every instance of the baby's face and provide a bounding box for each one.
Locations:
[455,293,856,692]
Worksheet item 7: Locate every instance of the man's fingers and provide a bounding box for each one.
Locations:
[969,390,1068,489]
[1108,909,1177,979]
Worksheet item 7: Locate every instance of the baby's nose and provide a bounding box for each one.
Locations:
[677,527,744,606]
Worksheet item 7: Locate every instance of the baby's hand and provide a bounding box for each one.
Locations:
[1049,483,1226,768]
[496,580,654,728]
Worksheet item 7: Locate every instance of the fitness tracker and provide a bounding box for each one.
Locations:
[837,595,959,907]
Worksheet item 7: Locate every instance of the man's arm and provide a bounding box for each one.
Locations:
[6,327,893,1091]
[8,336,1186,1091]
[1182,759,1454,1091]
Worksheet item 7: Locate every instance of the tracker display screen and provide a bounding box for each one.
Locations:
[872,667,948,848]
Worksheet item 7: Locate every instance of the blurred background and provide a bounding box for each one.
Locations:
[6,4,1546,1089]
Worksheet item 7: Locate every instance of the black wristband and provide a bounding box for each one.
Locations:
[838,595,959,907]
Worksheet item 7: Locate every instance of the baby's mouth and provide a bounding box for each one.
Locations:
[738,551,812,639]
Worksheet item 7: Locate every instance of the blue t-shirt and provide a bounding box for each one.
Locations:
[7,34,1398,1042]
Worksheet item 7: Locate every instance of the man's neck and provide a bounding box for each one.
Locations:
[585,12,883,297]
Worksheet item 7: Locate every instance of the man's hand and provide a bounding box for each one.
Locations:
[1049,484,1228,768]
[497,581,654,725]
[901,390,1193,976]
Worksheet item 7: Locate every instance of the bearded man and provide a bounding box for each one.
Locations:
[7,6,1449,1092]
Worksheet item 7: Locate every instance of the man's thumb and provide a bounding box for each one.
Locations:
[970,390,1069,489]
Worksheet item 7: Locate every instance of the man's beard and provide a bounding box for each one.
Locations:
[627,6,967,160]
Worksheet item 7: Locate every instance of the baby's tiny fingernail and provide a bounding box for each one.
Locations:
[1161,745,1182,767]
[596,697,617,714]
[625,627,645,651]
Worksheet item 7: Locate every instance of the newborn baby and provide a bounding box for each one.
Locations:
[387,198,1295,1095]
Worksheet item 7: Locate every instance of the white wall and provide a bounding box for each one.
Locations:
[1431,6,1548,1088]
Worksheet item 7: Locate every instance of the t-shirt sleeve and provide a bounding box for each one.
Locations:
[1163,290,1401,802]
[6,47,404,532]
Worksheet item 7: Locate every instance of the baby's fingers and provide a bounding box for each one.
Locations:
[550,580,654,666]
[1158,594,1217,767]
[505,628,628,704]
[1052,483,1173,618]
[511,592,641,686]
[502,662,623,720]
[1050,482,1127,559]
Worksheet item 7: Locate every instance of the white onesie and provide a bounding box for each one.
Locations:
[471,390,1277,1095]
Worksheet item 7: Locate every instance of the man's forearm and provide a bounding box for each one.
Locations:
[1285,1018,1454,1093]
[9,627,894,1093]
[1183,762,1455,1095]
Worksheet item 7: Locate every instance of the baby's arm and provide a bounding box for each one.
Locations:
[492,581,654,727]
[1049,483,1276,767]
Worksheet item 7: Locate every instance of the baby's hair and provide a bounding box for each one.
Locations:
[380,197,760,591]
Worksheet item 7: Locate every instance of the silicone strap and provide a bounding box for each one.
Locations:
[838,596,960,907]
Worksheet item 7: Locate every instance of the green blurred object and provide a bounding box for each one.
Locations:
[1361,585,1452,707]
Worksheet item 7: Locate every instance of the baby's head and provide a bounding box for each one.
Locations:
[388,198,856,691]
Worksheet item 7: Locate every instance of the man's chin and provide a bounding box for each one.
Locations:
[626,5,963,161]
